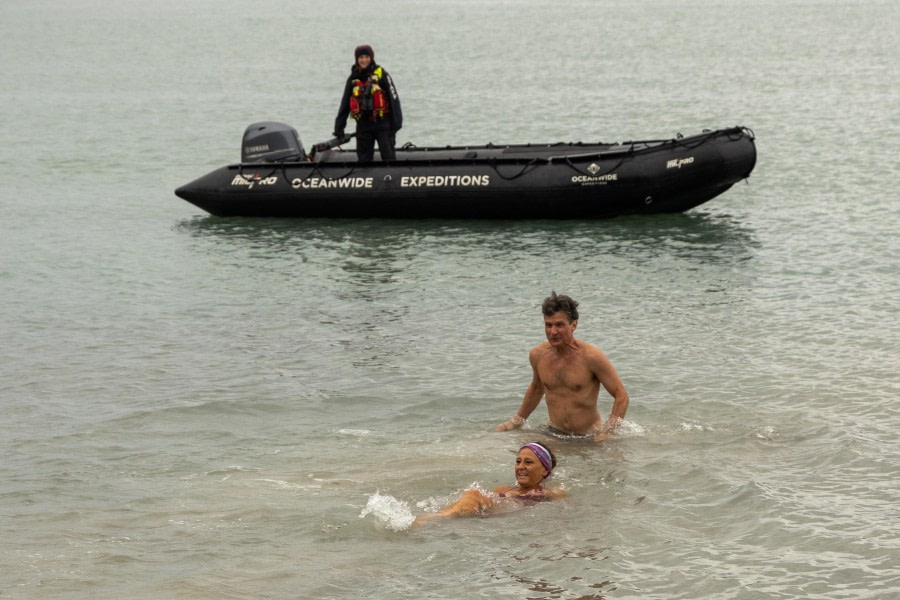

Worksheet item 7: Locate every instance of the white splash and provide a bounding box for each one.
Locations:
[679,422,712,432]
[755,426,777,440]
[359,491,416,532]
[617,420,646,435]
[337,428,372,437]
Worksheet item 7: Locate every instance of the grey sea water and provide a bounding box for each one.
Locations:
[2,0,898,598]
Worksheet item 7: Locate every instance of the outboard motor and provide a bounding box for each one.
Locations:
[241,121,306,163]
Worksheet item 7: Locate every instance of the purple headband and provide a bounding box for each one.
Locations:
[521,443,553,478]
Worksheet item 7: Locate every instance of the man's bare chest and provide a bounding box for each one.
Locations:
[538,355,595,391]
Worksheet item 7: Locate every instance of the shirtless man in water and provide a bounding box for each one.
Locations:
[496,292,629,442]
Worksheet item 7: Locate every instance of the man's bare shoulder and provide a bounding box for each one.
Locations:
[529,341,553,360]
[576,339,604,355]
[578,340,615,368]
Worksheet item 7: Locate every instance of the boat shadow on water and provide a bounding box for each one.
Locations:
[174,211,759,268]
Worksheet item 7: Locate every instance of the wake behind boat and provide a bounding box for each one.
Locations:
[175,122,756,219]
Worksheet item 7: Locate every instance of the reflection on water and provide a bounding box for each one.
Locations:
[506,543,614,599]
[172,213,761,397]
[175,211,759,268]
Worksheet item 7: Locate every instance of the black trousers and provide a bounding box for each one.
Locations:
[356,125,396,161]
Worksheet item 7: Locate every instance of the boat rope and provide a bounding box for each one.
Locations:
[311,163,360,181]
[237,158,315,186]
[233,127,751,188]
[671,130,718,150]
[294,161,361,184]
[237,163,282,182]
[671,127,748,150]
[487,158,541,181]
[548,151,631,177]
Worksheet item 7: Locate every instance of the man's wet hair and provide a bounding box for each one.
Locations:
[542,291,579,322]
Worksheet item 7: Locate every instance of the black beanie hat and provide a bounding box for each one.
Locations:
[354,44,374,60]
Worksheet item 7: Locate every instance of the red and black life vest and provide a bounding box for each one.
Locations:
[349,67,389,122]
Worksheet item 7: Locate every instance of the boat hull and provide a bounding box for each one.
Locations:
[175,127,756,219]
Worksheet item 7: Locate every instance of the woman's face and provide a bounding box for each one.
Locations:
[515,447,549,487]
[356,55,372,69]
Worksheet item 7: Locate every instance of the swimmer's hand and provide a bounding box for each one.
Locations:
[592,416,622,442]
[496,414,526,432]
[412,513,447,528]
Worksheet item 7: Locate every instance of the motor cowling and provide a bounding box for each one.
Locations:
[241,121,306,163]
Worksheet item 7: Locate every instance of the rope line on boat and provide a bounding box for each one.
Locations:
[311,163,360,181]
[237,163,282,182]
[551,127,749,176]
[236,159,314,186]
[236,152,374,185]
[287,161,360,183]
[231,127,751,187]
[671,129,719,151]
[558,150,631,177]
[487,158,542,181]
[671,126,749,150]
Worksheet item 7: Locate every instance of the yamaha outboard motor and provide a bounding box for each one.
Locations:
[241,121,306,163]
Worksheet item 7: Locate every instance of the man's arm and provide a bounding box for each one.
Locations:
[589,347,629,438]
[496,348,544,431]
[606,388,629,428]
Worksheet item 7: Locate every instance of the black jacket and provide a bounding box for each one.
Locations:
[334,63,403,136]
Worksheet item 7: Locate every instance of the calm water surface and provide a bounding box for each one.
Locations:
[2,0,898,598]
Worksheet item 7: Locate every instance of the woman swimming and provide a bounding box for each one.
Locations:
[413,442,565,527]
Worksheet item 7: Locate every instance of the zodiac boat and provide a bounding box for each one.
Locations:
[174,122,756,219]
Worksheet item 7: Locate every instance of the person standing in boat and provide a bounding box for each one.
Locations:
[496,292,630,442]
[333,44,403,161]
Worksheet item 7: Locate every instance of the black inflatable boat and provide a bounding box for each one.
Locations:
[175,123,756,219]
